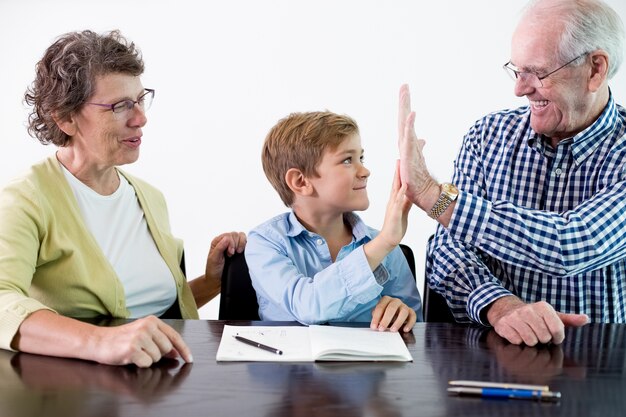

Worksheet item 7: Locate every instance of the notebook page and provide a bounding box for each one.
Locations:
[309,325,412,361]
[216,325,313,362]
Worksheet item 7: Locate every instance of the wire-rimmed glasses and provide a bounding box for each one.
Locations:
[86,88,155,115]
[503,53,589,88]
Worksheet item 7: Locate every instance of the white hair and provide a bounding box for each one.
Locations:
[523,0,624,79]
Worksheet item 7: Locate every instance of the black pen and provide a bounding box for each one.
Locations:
[234,335,283,355]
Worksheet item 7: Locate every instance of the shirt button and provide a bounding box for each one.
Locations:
[316,239,323,245]
[554,168,562,176]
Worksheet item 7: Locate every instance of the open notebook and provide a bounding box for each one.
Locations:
[216,325,413,362]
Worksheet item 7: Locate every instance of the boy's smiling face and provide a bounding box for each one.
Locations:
[307,133,370,214]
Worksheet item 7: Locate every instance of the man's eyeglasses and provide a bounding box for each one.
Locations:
[86,88,155,115]
[503,53,588,88]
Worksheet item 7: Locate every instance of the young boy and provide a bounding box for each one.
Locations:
[246,111,423,332]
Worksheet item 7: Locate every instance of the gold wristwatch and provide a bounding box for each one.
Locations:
[428,183,459,219]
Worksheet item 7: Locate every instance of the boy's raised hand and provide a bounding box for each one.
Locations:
[363,161,412,271]
[378,161,413,248]
[370,295,417,332]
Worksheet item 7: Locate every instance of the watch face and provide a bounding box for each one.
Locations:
[442,183,459,197]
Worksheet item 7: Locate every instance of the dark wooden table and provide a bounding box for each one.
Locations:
[1,321,625,417]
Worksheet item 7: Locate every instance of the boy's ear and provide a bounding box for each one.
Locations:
[285,168,314,197]
[53,112,78,137]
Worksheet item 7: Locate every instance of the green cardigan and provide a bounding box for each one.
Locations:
[0,156,199,350]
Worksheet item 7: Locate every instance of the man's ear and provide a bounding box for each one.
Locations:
[588,50,609,92]
[285,168,314,197]
[52,112,78,137]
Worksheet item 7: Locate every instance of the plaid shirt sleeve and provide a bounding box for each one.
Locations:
[450,182,626,277]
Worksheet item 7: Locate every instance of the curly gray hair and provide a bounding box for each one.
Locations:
[24,30,144,146]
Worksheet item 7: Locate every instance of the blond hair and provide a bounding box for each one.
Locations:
[262,111,359,206]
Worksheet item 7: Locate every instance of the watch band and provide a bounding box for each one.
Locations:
[428,183,458,219]
[428,194,454,219]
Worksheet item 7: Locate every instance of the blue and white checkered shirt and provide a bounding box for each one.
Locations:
[427,92,626,325]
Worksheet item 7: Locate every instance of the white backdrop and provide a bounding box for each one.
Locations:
[1,0,625,318]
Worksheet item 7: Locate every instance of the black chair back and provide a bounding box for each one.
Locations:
[399,244,416,281]
[218,251,260,320]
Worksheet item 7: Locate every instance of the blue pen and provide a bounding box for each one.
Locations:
[448,387,561,401]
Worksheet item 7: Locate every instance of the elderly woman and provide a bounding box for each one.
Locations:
[0,30,245,367]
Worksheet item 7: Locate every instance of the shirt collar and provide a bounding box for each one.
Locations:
[527,90,618,164]
[570,91,618,165]
[286,211,372,241]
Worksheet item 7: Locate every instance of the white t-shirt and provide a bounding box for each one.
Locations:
[61,164,177,318]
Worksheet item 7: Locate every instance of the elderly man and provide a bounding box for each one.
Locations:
[399,0,625,345]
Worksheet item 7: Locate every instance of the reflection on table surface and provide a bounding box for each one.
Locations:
[421,323,626,417]
[1,321,625,417]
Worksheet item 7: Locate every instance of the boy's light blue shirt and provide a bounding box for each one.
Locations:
[245,211,423,324]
